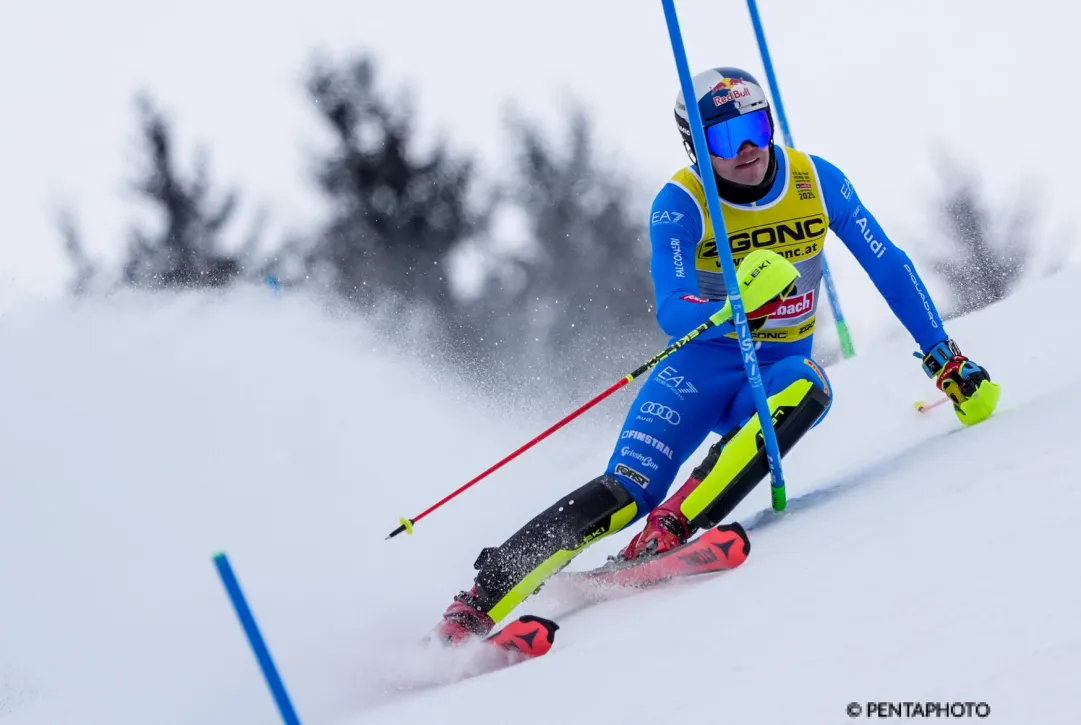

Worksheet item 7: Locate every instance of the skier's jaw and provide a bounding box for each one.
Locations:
[710,145,769,186]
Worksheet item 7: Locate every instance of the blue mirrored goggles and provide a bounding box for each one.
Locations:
[704,109,773,159]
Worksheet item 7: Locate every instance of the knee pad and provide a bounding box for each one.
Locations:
[473,474,637,620]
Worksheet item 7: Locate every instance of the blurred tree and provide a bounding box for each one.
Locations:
[929,159,1040,319]
[57,209,96,296]
[468,107,660,393]
[122,94,262,289]
[304,55,487,321]
[61,94,264,293]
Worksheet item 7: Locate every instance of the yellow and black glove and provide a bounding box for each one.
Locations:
[919,339,1001,426]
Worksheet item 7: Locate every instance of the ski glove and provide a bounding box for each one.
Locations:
[746,278,798,331]
[918,339,1001,426]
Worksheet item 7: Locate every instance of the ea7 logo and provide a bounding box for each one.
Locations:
[651,210,685,225]
[657,366,699,396]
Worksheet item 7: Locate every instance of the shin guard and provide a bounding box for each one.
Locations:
[472,475,638,623]
[681,378,830,529]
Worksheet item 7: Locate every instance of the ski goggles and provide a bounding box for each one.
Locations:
[704,109,773,159]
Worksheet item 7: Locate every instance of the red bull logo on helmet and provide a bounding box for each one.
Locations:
[710,77,751,107]
[710,78,740,92]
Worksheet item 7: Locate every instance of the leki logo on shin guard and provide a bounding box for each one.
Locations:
[755,406,793,446]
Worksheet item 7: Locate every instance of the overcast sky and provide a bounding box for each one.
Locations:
[3,0,1077,342]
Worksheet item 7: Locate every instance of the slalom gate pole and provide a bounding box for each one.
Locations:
[213,553,303,725]
[387,249,800,539]
[744,0,856,360]
[660,0,789,511]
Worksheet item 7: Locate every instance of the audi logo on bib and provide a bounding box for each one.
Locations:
[640,401,681,425]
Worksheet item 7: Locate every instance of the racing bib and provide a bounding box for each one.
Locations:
[669,146,829,343]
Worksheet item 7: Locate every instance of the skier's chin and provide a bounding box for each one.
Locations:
[713,152,768,186]
[729,158,766,185]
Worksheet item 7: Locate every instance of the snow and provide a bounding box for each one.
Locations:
[1,271,1078,724]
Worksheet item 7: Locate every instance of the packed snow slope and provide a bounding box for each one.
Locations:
[1,274,1077,725]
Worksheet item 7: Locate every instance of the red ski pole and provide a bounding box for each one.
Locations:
[385,249,799,540]
[386,376,631,539]
[914,396,950,413]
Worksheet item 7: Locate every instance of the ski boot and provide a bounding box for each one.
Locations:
[620,375,832,563]
[432,587,495,645]
[619,507,691,560]
[617,432,733,561]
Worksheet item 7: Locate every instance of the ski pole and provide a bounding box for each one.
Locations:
[914,397,950,413]
[387,249,800,540]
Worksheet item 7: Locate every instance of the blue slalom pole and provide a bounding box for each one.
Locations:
[660,0,787,510]
[213,552,303,725]
[744,0,856,360]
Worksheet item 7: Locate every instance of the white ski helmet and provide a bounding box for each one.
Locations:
[674,67,773,162]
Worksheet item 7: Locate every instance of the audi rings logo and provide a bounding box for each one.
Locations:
[640,402,681,425]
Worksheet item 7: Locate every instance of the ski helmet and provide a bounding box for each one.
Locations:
[674,67,773,163]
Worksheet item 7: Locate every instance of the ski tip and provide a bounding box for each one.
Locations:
[488,615,559,658]
[712,522,751,566]
[518,615,559,638]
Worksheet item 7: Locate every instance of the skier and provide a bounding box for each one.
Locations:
[432,67,1001,644]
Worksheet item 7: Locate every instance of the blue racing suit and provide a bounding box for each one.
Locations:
[605,145,948,515]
